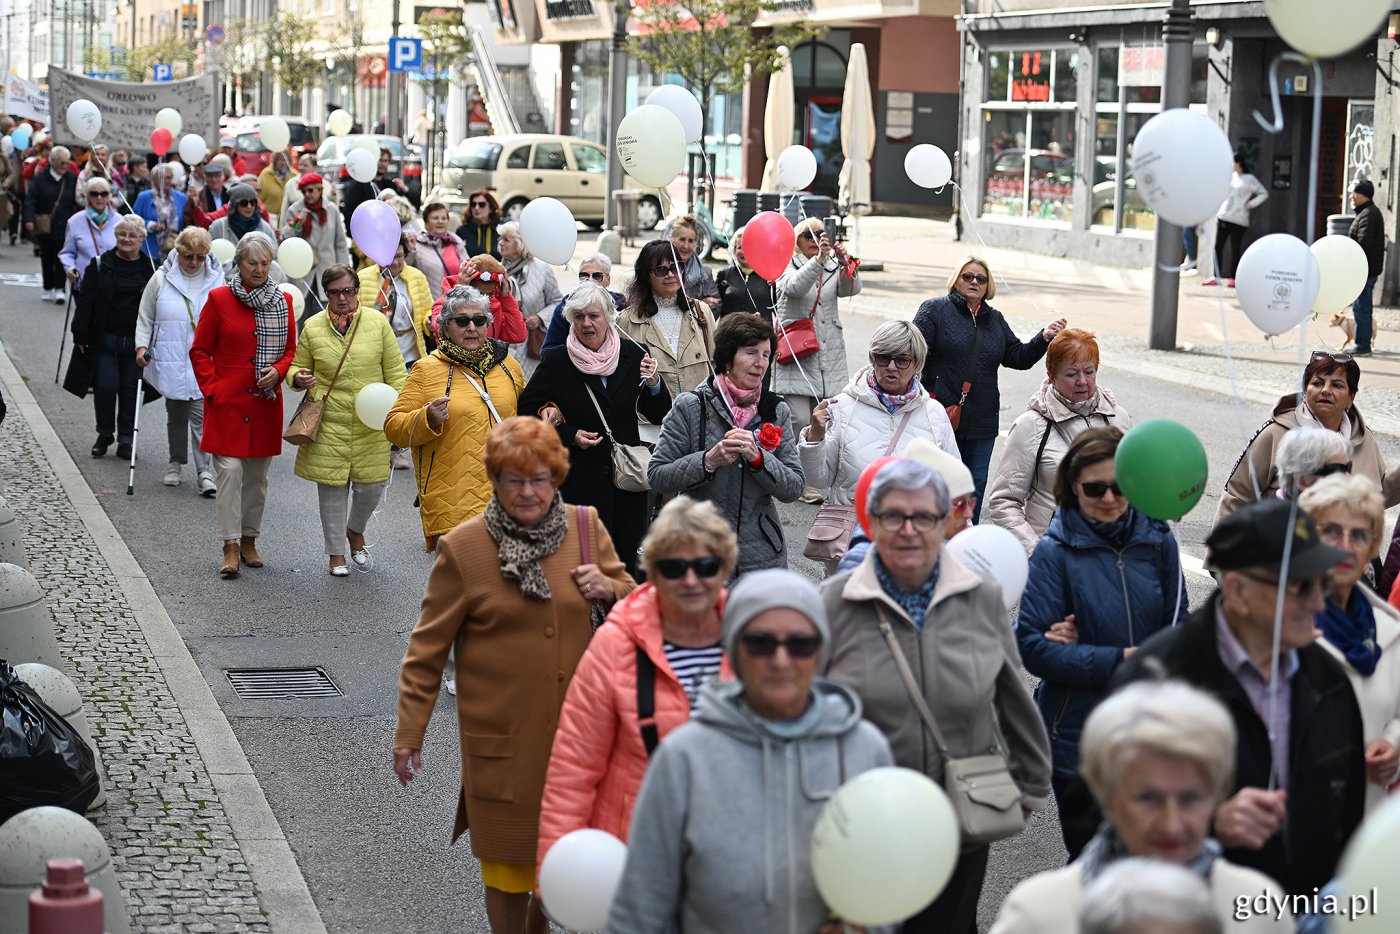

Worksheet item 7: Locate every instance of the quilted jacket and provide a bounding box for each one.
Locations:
[357,264,434,362]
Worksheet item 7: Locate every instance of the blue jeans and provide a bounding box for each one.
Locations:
[1182,224,1198,264]
[1353,275,1377,351]
[958,436,997,524]
[93,332,138,443]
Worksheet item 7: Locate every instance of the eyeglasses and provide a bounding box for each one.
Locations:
[235,198,256,207]
[960,273,990,284]
[470,201,490,208]
[1318,522,1373,548]
[325,287,359,299]
[1311,351,1354,364]
[870,510,946,532]
[739,632,823,659]
[1239,571,1332,599]
[89,190,109,197]
[653,555,724,580]
[800,231,820,241]
[1311,461,1353,479]
[500,474,554,491]
[1079,480,1124,499]
[952,494,977,513]
[448,315,490,329]
[579,271,607,282]
[180,253,209,262]
[872,353,914,370]
[651,264,678,278]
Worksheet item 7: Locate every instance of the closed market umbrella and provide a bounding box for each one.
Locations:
[839,42,875,215]
[761,46,795,191]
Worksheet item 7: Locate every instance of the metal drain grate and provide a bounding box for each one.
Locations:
[226,667,342,699]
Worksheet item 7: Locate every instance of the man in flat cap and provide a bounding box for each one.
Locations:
[1347,178,1384,356]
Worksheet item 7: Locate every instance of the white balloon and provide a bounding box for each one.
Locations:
[0,138,12,156]
[616,105,687,189]
[351,136,381,156]
[1310,235,1370,315]
[1334,794,1400,934]
[811,767,959,926]
[278,283,305,319]
[345,148,377,184]
[278,237,315,279]
[1234,233,1321,336]
[904,144,953,190]
[355,382,398,431]
[944,525,1029,610]
[167,162,186,187]
[327,109,354,137]
[154,107,183,136]
[646,85,703,144]
[1265,0,1391,60]
[178,133,208,165]
[1131,110,1234,227]
[776,145,817,191]
[519,197,578,266]
[260,116,290,153]
[539,829,628,931]
[210,238,235,264]
[65,99,101,143]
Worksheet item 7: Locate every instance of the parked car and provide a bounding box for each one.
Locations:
[316,134,421,207]
[228,117,321,176]
[425,133,660,230]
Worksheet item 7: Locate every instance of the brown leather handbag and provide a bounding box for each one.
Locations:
[284,316,359,446]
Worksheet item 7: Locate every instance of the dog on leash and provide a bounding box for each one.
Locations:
[1330,310,1357,344]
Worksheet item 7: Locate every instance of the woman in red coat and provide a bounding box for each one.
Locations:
[190,233,297,578]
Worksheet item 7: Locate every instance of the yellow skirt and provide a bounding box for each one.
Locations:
[480,859,536,894]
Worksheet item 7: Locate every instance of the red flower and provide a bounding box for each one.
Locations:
[756,422,783,452]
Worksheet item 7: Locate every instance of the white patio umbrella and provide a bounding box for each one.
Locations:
[761,46,794,191]
[839,42,875,215]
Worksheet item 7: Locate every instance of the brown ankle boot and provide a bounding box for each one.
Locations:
[239,536,264,568]
[220,540,240,578]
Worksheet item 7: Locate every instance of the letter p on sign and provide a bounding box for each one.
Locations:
[388,38,422,73]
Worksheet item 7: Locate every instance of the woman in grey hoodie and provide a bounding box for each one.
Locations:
[606,568,893,934]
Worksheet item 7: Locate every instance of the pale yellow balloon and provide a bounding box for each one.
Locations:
[278,237,315,279]
[327,110,353,137]
[355,382,398,431]
[154,107,182,136]
[209,238,235,264]
[278,284,305,318]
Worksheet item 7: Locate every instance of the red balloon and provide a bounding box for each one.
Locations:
[854,455,903,536]
[150,127,173,157]
[743,210,796,282]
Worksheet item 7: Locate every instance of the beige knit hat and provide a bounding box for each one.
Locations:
[903,438,975,500]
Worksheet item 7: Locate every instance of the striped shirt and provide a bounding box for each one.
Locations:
[663,641,724,709]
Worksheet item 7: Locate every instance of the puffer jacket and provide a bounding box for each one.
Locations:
[1349,199,1385,277]
[618,297,717,405]
[356,264,433,362]
[1015,506,1186,779]
[382,343,524,546]
[773,254,861,398]
[799,366,959,505]
[286,309,407,486]
[135,251,224,401]
[986,380,1133,554]
[648,378,804,576]
[606,678,893,934]
[536,583,733,866]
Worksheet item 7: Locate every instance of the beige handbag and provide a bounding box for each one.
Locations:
[284,316,359,446]
[876,608,1026,846]
[584,382,651,493]
[802,408,915,564]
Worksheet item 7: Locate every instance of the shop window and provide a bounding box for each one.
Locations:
[985,47,1076,104]
[982,47,1077,222]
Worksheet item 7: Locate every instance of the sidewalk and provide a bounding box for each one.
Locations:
[0,346,324,934]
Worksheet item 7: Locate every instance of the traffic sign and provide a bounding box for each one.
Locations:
[153,63,173,82]
[388,38,423,73]
[206,24,226,45]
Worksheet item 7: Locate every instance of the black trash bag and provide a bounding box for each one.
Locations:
[0,659,100,825]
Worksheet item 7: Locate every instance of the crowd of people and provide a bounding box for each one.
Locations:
[16,128,1399,932]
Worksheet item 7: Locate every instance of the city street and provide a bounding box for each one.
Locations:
[1,224,1396,933]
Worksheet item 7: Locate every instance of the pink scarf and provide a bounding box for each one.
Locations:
[715,374,759,427]
[566,324,621,376]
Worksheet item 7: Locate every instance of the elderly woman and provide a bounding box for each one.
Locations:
[1298,475,1400,813]
[499,221,562,379]
[456,189,502,258]
[358,233,433,370]
[412,201,470,302]
[287,264,407,576]
[190,234,297,578]
[774,217,862,496]
[279,173,350,306]
[538,497,736,864]
[135,227,224,494]
[520,283,669,577]
[619,238,717,403]
[385,287,525,549]
[668,214,719,311]
[1016,427,1187,856]
[59,176,118,292]
[67,215,155,460]
[800,321,959,566]
[987,328,1132,554]
[650,313,803,577]
[990,681,1289,934]
[1274,427,1353,499]
[75,143,111,208]
[257,151,292,224]
[208,182,276,249]
[393,416,635,934]
[131,163,187,260]
[607,568,893,934]
[821,458,1053,934]
[714,226,777,321]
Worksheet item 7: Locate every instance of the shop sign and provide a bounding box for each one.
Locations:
[1118,47,1165,88]
[544,0,596,17]
[1010,50,1050,102]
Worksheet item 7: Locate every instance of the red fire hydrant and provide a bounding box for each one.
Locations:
[28,857,104,934]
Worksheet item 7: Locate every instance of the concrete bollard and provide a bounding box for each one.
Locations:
[14,664,107,810]
[596,229,622,265]
[0,807,129,934]
[28,858,103,934]
[0,495,28,570]
[0,563,62,670]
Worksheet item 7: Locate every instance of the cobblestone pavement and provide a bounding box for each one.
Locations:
[0,405,271,934]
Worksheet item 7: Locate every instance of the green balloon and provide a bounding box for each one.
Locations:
[1114,419,1209,521]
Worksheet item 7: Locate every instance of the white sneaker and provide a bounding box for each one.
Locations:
[163,463,181,486]
[197,471,217,496]
[40,289,52,302]
[445,678,457,696]
[53,290,66,304]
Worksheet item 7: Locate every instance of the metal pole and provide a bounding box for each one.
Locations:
[386,0,401,138]
[603,0,628,230]
[1147,0,1193,351]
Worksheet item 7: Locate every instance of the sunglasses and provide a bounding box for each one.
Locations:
[448,315,490,329]
[872,353,914,370]
[1310,350,1354,364]
[1312,461,1353,479]
[89,191,109,197]
[952,493,977,512]
[579,271,607,282]
[653,556,724,580]
[325,287,359,299]
[180,253,209,262]
[960,273,990,284]
[1079,480,1124,499]
[235,198,257,207]
[870,510,945,532]
[651,264,678,278]
[1240,571,1332,599]
[739,632,823,659]
[471,201,490,208]
[800,231,820,241]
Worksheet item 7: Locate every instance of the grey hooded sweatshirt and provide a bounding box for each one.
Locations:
[605,678,893,934]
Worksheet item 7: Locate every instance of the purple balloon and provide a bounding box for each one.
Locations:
[350,200,399,268]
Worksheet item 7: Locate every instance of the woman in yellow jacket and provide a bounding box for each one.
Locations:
[287,264,408,576]
[357,235,434,368]
[258,152,292,224]
[384,285,526,550]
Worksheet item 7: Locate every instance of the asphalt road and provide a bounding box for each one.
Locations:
[1,244,1393,933]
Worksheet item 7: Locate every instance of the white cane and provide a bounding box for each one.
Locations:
[126,353,148,495]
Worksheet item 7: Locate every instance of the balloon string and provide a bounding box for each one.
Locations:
[664,238,716,381]
[946,181,1048,323]
[1211,278,1262,500]
[95,152,157,275]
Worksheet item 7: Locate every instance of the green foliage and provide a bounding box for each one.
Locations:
[93,37,197,83]
[204,17,266,95]
[419,9,474,76]
[267,11,323,100]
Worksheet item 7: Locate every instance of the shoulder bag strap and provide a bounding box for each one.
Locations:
[457,370,503,425]
[576,503,591,564]
[584,382,617,443]
[636,645,659,757]
[84,217,101,256]
[321,314,360,397]
[884,408,915,457]
[957,313,986,405]
[874,604,952,760]
[1025,416,1055,498]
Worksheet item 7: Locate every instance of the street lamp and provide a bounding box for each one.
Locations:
[603,0,629,230]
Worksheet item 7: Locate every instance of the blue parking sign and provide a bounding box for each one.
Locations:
[388,38,422,73]
[153,63,173,82]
